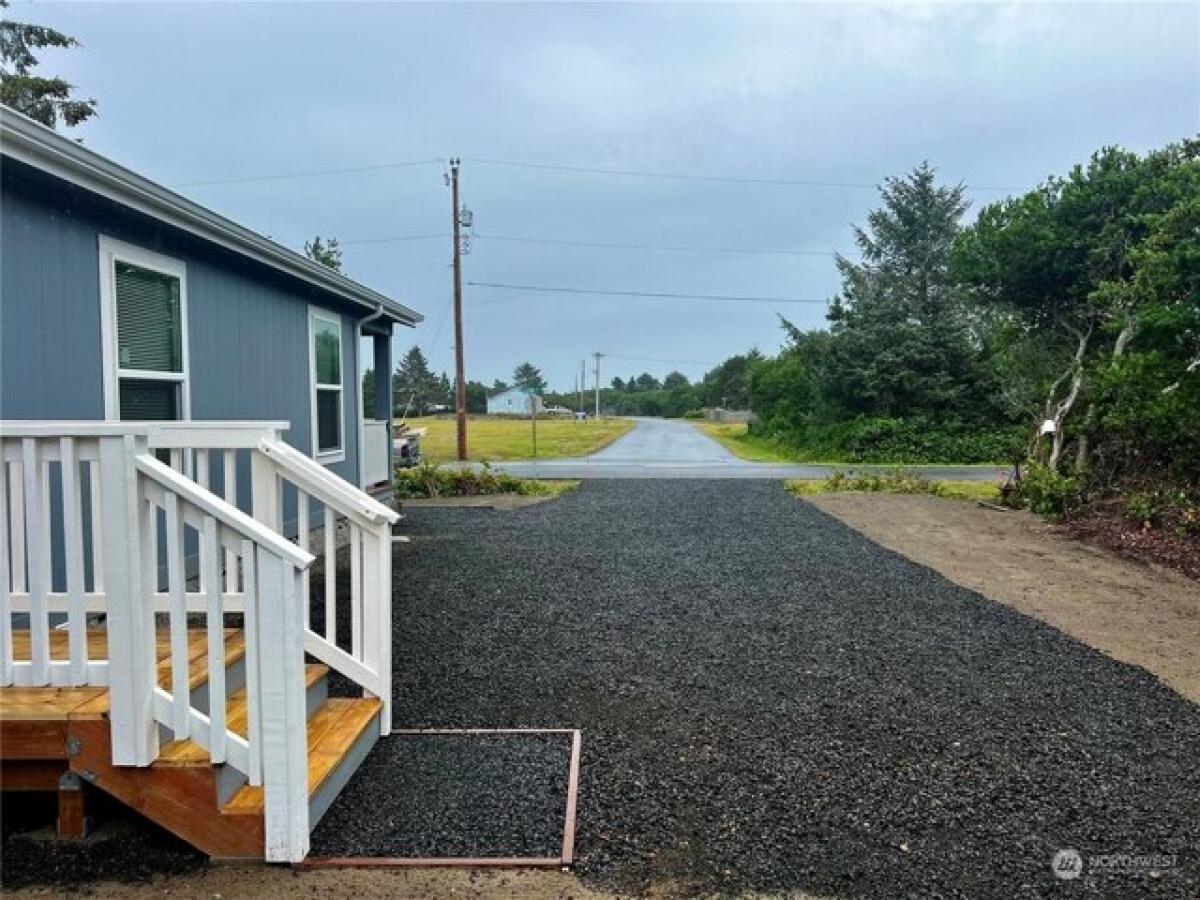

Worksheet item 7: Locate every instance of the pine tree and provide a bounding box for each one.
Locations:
[512,362,547,393]
[304,236,343,272]
[824,163,989,420]
[393,347,439,415]
[0,1,97,128]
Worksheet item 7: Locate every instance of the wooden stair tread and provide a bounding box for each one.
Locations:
[10,628,244,682]
[157,664,329,767]
[221,697,381,815]
[3,630,250,723]
[0,687,107,721]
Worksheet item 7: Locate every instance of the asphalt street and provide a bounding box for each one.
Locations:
[454,417,1005,481]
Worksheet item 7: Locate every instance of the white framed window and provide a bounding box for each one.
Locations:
[98,236,190,422]
[309,307,345,463]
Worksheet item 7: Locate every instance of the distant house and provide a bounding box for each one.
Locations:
[487,385,543,416]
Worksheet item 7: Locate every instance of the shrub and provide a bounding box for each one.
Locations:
[394,461,573,499]
[1006,463,1082,518]
[681,409,704,419]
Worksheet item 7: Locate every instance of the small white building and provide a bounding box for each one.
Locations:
[487,386,543,416]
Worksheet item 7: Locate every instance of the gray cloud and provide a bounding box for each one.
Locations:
[27,1,1200,389]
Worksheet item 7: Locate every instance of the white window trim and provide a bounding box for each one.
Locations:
[308,306,345,465]
[98,235,191,422]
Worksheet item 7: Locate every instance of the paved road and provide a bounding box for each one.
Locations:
[455,417,1005,480]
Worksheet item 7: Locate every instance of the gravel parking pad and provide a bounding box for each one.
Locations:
[310,732,573,859]
[384,480,1200,899]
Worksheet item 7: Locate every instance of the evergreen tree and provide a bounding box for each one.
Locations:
[304,236,343,271]
[824,162,989,420]
[393,346,439,415]
[512,362,547,393]
[0,0,96,128]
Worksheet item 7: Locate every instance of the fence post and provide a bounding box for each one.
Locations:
[99,433,159,766]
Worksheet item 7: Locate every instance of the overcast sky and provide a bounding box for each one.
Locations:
[23,1,1200,391]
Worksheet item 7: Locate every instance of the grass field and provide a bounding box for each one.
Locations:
[787,477,1001,502]
[404,415,635,463]
[694,421,1000,467]
[693,422,798,462]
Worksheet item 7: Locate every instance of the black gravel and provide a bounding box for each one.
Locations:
[311,732,572,857]
[377,480,1200,899]
[0,794,204,888]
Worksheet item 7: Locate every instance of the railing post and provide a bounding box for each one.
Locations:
[255,550,309,862]
[361,523,392,735]
[99,433,159,766]
[251,449,280,532]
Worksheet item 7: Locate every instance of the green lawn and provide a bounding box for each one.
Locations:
[787,477,1001,502]
[694,421,1001,467]
[693,421,798,462]
[404,415,635,463]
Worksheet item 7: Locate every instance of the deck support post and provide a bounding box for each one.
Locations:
[100,434,158,767]
[56,770,88,838]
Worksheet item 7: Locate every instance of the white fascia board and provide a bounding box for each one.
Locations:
[0,106,423,327]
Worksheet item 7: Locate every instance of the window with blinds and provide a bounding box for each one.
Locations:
[115,262,183,373]
[102,240,189,423]
[310,311,344,459]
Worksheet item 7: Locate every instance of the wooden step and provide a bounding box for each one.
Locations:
[6,629,246,723]
[221,697,382,816]
[66,715,265,858]
[10,629,245,690]
[156,664,328,767]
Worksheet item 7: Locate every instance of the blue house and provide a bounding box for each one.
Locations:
[0,106,423,862]
[1,106,421,491]
[486,385,543,416]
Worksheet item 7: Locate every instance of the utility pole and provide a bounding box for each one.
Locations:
[593,352,602,419]
[578,359,585,418]
[450,158,467,461]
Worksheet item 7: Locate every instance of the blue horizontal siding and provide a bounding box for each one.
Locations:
[1,161,368,487]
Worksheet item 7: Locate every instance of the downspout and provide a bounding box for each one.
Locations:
[359,301,386,330]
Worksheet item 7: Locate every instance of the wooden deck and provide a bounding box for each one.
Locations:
[0,628,382,857]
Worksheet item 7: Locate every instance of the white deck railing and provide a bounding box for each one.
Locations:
[0,420,399,862]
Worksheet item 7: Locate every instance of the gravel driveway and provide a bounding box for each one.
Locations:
[370,480,1197,898]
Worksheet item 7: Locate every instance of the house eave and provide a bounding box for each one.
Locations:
[0,106,422,327]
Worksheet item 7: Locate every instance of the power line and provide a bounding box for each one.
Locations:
[600,352,722,367]
[473,233,836,257]
[173,158,444,189]
[463,156,1016,192]
[341,232,450,246]
[337,231,838,257]
[171,154,1015,193]
[466,281,827,305]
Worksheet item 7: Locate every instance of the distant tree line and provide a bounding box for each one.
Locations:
[685,141,1198,517]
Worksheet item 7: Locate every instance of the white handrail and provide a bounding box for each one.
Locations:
[257,438,398,525]
[135,454,314,569]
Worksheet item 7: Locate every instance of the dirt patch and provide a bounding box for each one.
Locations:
[4,865,617,899]
[806,492,1200,704]
[1065,500,1200,580]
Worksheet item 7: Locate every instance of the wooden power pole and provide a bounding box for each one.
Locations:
[450,158,467,461]
[593,352,602,419]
